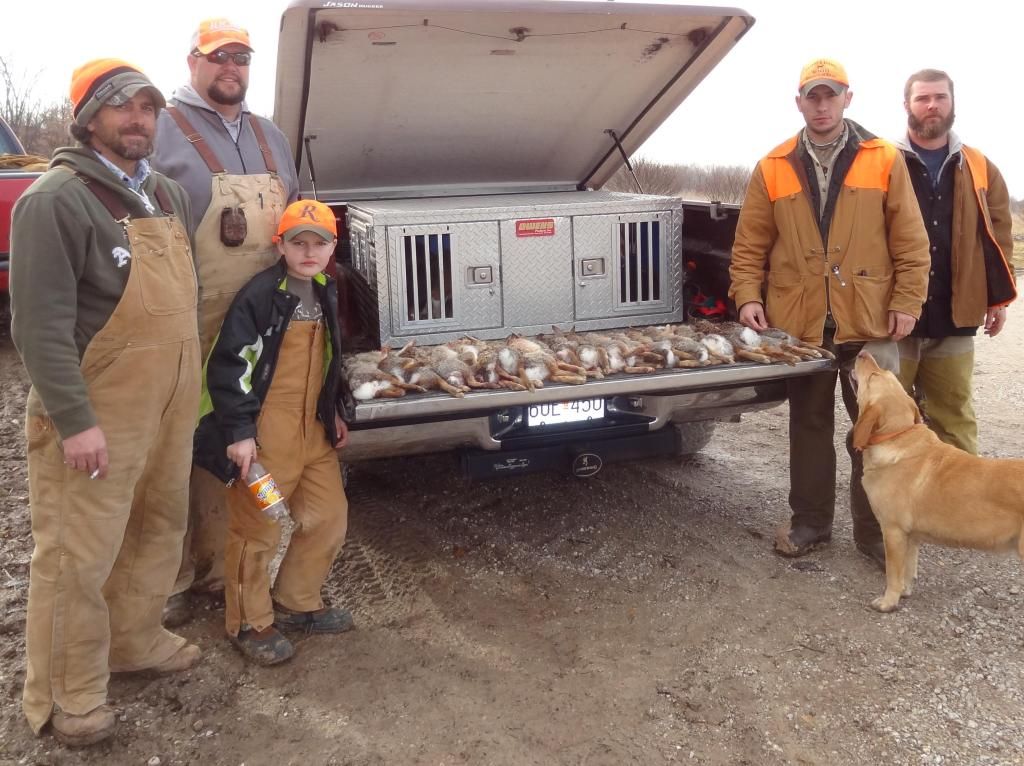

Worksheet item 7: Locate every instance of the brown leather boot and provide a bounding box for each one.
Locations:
[773,523,832,557]
[274,603,355,635]
[855,540,887,571]
[229,625,295,666]
[51,704,116,747]
[161,591,193,628]
[146,643,202,675]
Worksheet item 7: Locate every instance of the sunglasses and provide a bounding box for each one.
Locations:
[194,50,252,66]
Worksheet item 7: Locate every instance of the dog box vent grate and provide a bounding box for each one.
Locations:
[403,233,454,322]
[617,220,661,306]
[352,230,376,288]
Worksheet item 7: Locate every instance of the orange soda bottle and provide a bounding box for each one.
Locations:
[244,461,290,521]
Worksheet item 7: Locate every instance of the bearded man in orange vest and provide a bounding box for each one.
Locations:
[894,68,1016,456]
[728,58,931,567]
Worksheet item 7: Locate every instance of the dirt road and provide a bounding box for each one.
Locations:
[1,313,1023,766]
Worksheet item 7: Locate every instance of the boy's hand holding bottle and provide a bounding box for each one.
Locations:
[228,438,290,522]
[227,437,257,479]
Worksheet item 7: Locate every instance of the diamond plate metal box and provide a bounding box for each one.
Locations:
[347,190,684,347]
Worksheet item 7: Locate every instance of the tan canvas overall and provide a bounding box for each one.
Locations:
[223,320,349,636]
[22,177,200,733]
[166,107,287,595]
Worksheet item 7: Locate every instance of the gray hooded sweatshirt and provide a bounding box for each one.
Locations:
[151,85,299,235]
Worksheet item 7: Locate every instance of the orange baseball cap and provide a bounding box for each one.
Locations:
[70,58,165,126]
[190,18,253,54]
[274,200,338,243]
[798,58,849,97]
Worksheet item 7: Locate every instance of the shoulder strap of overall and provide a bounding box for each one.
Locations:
[76,173,176,218]
[75,173,130,221]
[151,182,176,216]
[247,116,278,174]
[166,105,227,174]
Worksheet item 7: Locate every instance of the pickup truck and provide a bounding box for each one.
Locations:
[0,116,44,317]
[274,0,833,479]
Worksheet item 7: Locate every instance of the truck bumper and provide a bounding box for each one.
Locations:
[460,426,680,480]
[344,380,784,463]
[342,358,832,468]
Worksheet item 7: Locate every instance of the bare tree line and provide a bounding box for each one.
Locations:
[603,158,751,204]
[1,56,73,158]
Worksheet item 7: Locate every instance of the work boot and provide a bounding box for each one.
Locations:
[147,643,202,676]
[274,603,355,635]
[51,704,116,747]
[773,523,831,558]
[161,591,193,628]
[230,625,295,666]
[855,540,887,571]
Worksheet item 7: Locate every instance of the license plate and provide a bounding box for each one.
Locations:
[527,398,605,427]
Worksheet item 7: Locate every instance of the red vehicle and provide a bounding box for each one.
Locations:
[1,116,43,314]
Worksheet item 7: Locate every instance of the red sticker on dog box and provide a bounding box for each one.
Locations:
[515,218,555,237]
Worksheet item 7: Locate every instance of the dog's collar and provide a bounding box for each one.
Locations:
[867,425,920,445]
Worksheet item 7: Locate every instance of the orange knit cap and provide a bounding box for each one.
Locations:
[69,58,165,125]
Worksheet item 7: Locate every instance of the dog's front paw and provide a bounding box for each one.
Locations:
[902,583,914,598]
[871,595,901,612]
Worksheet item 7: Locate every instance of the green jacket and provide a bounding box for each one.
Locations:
[10,146,193,437]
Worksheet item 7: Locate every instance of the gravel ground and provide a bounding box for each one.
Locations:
[1,304,1023,766]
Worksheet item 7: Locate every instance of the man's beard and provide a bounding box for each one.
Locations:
[117,139,154,161]
[208,79,247,106]
[95,125,154,161]
[908,109,955,140]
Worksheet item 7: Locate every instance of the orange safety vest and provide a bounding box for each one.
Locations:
[761,135,897,202]
[961,145,1016,307]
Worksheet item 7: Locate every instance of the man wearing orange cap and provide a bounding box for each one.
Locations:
[193,199,353,664]
[151,18,300,627]
[10,58,202,746]
[729,58,930,567]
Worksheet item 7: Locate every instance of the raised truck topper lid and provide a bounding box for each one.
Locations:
[275,0,753,201]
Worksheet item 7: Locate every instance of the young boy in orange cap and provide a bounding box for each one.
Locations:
[194,199,354,664]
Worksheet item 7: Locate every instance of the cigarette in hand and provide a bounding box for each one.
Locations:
[89,469,100,480]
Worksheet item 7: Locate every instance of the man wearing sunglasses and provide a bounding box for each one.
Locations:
[152,18,300,628]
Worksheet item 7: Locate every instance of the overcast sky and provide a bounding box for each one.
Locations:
[4,0,1022,196]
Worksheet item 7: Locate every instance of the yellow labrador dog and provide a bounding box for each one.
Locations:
[852,351,1024,612]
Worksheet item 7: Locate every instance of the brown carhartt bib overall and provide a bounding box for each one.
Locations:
[22,176,200,733]
[223,320,349,636]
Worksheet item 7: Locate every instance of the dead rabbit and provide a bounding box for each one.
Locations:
[576,331,660,375]
[394,343,473,398]
[692,319,789,364]
[498,334,587,392]
[541,326,606,378]
[345,349,427,399]
[628,325,710,368]
[425,344,503,392]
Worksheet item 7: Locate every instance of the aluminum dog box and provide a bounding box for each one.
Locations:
[347,190,683,346]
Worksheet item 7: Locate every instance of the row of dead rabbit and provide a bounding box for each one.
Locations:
[344,321,835,400]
